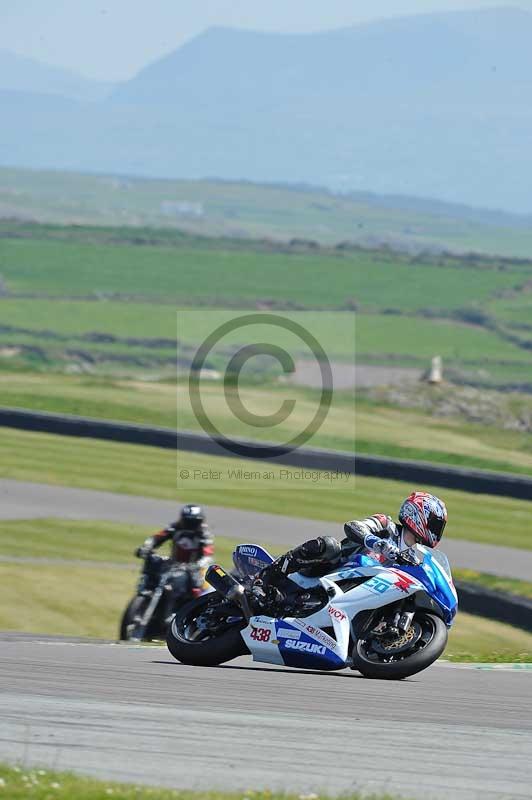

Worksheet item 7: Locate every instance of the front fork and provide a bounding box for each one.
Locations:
[354,599,415,640]
[131,583,166,640]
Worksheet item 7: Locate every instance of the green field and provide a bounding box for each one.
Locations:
[0,428,530,551]
[1,225,529,309]
[0,221,530,389]
[4,164,532,258]
[0,299,528,364]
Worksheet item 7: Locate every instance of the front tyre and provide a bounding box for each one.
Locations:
[119,595,149,641]
[352,612,448,680]
[166,592,249,666]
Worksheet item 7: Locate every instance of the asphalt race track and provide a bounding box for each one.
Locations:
[2,478,532,580]
[0,634,531,800]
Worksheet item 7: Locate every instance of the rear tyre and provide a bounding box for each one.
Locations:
[166,593,249,666]
[352,612,448,680]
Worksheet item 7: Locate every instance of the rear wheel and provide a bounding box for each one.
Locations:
[352,612,448,680]
[166,592,249,666]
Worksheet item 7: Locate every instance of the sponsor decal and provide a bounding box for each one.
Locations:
[248,557,266,567]
[306,625,338,650]
[327,605,347,622]
[277,628,301,640]
[365,576,392,595]
[250,626,271,642]
[239,545,258,556]
[284,639,326,655]
[291,618,309,631]
[389,569,417,593]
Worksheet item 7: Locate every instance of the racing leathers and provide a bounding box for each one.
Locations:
[254,514,404,606]
[137,520,214,617]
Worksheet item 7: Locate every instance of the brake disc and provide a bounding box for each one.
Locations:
[370,621,423,655]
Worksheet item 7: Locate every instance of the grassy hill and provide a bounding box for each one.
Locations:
[3,166,532,258]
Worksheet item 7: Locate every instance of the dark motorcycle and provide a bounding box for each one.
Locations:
[120,553,204,642]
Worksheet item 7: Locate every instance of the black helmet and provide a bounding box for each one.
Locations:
[180,504,204,529]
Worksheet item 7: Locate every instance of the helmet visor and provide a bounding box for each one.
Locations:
[427,513,446,542]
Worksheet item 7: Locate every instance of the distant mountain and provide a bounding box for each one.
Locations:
[0,49,115,101]
[111,7,532,107]
[2,8,532,213]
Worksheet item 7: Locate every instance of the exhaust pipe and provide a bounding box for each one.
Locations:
[205,565,252,620]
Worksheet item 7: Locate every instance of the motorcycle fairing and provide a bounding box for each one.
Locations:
[274,619,345,670]
[241,567,427,670]
[394,547,457,626]
[240,613,346,670]
[326,549,457,626]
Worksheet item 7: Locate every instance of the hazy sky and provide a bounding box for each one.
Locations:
[1,1,531,81]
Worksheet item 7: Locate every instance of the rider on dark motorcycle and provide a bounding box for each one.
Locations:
[136,504,214,620]
[252,492,447,608]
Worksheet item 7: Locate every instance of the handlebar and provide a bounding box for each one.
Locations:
[395,548,422,567]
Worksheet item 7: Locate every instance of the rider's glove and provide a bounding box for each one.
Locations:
[135,546,151,559]
[365,535,399,561]
[250,579,283,611]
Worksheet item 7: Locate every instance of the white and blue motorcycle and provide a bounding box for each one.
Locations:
[166,542,457,680]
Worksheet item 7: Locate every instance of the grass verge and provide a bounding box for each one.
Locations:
[444,612,532,662]
[0,764,404,800]
[0,521,244,639]
[453,569,532,599]
[2,373,532,476]
[0,518,244,565]
[0,428,530,551]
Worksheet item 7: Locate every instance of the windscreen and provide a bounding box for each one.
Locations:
[232,544,274,580]
[429,549,452,578]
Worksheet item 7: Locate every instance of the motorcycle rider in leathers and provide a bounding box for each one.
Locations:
[136,504,214,621]
[252,492,447,608]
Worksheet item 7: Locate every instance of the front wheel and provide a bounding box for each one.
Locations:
[166,592,249,666]
[352,612,448,680]
[119,595,150,641]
